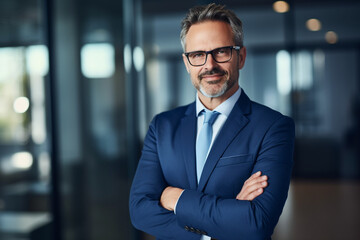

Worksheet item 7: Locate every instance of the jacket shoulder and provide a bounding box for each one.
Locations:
[249,100,294,126]
[149,102,195,128]
[156,103,194,121]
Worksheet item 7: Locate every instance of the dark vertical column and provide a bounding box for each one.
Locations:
[356,45,360,174]
[284,0,296,52]
[43,0,62,239]
[123,0,141,177]
[283,1,298,178]
[123,1,143,239]
[284,0,297,121]
[169,57,180,109]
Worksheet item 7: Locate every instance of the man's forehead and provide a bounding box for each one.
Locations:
[185,21,234,51]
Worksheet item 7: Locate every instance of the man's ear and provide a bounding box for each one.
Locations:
[182,54,190,73]
[238,47,247,70]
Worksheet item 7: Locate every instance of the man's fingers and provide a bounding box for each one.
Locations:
[236,182,266,200]
[245,174,267,188]
[236,173,268,200]
[244,180,268,196]
[247,171,261,182]
[245,187,263,201]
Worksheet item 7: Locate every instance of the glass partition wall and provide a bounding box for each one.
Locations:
[0,0,53,239]
[52,0,142,239]
[0,0,142,239]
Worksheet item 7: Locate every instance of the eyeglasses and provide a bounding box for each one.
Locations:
[184,46,241,66]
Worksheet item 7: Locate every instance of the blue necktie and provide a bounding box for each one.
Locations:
[196,110,220,183]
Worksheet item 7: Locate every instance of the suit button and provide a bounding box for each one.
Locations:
[184,226,190,231]
[195,229,201,234]
[190,227,195,232]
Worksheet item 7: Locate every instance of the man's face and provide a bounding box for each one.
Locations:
[183,20,246,99]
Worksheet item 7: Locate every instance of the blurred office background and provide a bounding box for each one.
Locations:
[0,0,359,239]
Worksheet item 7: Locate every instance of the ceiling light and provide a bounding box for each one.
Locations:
[273,1,290,13]
[306,19,322,31]
[325,31,338,44]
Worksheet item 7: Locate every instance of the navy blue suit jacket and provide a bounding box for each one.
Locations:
[129,90,295,240]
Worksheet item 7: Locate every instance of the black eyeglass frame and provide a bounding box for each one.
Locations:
[184,46,241,67]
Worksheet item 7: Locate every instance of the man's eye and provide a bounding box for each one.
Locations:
[191,52,204,58]
[215,49,227,54]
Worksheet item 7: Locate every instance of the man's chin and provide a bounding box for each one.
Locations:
[199,86,227,98]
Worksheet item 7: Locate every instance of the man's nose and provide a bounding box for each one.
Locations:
[204,53,218,69]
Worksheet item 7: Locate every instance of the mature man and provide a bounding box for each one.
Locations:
[130,3,295,240]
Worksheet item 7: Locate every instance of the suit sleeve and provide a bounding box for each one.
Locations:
[175,116,295,240]
[129,116,199,240]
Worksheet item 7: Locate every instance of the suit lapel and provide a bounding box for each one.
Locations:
[179,103,198,190]
[198,92,252,191]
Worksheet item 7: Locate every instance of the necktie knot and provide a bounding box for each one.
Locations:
[203,110,220,125]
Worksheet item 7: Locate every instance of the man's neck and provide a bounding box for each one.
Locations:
[198,85,239,111]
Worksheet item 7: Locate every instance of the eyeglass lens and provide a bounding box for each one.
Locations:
[187,47,232,66]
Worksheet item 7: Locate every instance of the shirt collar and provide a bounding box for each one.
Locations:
[196,87,242,117]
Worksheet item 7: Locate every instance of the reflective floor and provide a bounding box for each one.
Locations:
[273,180,360,240]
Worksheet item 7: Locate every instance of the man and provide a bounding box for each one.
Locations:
[130,3,294,240]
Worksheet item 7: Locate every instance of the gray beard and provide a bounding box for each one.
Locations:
[199,81,228,98]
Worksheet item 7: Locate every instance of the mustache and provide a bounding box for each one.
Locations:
[199,68,227,79]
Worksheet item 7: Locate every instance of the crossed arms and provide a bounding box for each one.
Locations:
[160,170,268,211]
[129,115,294,240]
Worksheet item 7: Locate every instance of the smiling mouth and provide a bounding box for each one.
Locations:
[201,73,223,79]
[199,68,226,81]
[201,77,222,85]
[200,73,224,83]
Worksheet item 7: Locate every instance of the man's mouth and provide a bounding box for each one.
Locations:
[201,77,223,86]
[201,74,223,81]
[199,68,226,81]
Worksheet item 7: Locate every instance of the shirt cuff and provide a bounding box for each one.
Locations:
[173,190,185,214]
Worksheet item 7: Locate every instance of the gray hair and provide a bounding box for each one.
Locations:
[180,3,244,51]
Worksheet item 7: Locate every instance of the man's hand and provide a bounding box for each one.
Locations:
[160,186,184,211]
[236,171,268,201]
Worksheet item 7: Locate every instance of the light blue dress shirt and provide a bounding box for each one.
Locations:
[175,87,242,240]
[196,87,242,157]
[195,88,241,240]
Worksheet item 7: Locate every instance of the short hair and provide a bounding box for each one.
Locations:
[180,3,244,51]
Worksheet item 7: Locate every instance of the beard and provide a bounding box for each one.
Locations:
[199,81,228,98]
[195,67,235,98]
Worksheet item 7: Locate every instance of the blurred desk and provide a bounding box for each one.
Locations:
[0,212,51,239]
